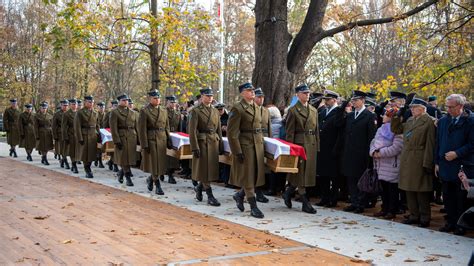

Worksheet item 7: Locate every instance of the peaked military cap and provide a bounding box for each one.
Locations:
[148,89,161,97]
[25,104,33,109]
[428,96,437,102]
[39,101,49,108]
[117,94,129,101]
[84,95,94,101]
[165,95,177,102]
[351,90,367,99]
[200,87,214,96]
[77,100,83,104]
[254,87,264,97]
[409,98,428,107]
[69,98,77,104]
[295,84,310,93]
[365,98,377,107]
[10,98,17,103]
[97,101,105,107]
[111,100,118,105]
[322,90,339,99]
[389,91,407,100]
[238,82,254,93]
[60,99,69,105]
[366,92,377,99]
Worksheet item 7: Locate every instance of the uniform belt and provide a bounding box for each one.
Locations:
[241,128,264,134]
[296,130,316,135]
[118,126,134,130]
[199,128,216,133]
[147,127,165,131]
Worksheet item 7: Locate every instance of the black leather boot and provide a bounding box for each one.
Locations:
[64,159,70,169]
[9,149,13,157]
[168,174,177,184]
[94,160,98,167]
[54,153,58,159]
[206,187,220,206]
[13,149,17,158]
[27,153,32,161]
[125,172,134,186]
[233,189,245,212]
[256,189,269,203]
[107,160,113,171]
[194,183,203,201]
[85,165,94,178]
[159,175,165,181]
[41,156,45,164]
[248,197,264,218]
[117,169,124,183]
[113,164,119,172]
[155,179,164,195]
[43,155,50,165]
[72,162,79,173]
[146,176,154,192]
[60,159,65,168]
[98,159,105,168]
[283,185,295,209]
[301,193,317,214]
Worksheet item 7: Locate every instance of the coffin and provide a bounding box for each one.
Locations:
[166,132,192,160]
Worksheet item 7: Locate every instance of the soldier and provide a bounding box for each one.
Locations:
[19,104,35,161]
[103,100,119,172]
[189,88,223,206]
[163,95,181,184]
[227,82,266,219]
[62,99,79,173]
[254,88,271,203]
[52,100,69,167]
[110,94,139,186]
[95,101,106,168]
[283,84,319,214]
[74,96,100,178]
[77,100,83,110]
[138,90,170,194]
[34,102,54,165]
[3,98,21,157]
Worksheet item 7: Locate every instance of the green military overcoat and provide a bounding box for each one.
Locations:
[227,99,266,188]
[3,107,21,146]
[188,104,223,182]
[285,101,320,187]
[52,110,65,154]
[62,109,77,159]
[19,111,36,150]
[110,106,139,166]
[259,106,272,138]
[138,104,169,176]
[392,113,435,192]
[34,112,54,152]
[167,107,181,169]
[74,108,99,163]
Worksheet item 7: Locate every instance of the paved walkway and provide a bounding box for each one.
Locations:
[2,142,473,265]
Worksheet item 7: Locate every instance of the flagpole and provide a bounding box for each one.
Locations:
[218,0,225,103]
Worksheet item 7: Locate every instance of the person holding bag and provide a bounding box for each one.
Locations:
[369,107,403,219]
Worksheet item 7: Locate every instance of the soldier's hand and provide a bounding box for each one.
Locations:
[167,139,173,149]
[79,140,84,145]
[192,149,200,158]
[236,153,245,163]
[116,143,123,150]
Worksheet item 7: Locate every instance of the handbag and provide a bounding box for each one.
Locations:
[357,160,382,194]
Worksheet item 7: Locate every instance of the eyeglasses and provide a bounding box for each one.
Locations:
[446,105,460,109]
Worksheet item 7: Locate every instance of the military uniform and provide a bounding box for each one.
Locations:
[103,100,119,172]
[138,91,170,194]
[19,105,36,161]
[283,85,320,214]
[110,94,139,186]
[34,103,54,165]
[52,104,67,164]
[164,96,181,183]
[62,104,79,173]
[189,88,223,206]
[74,97,100,178]
[95,102,106,168]
[392,98,436,226]
[3,100,21,156]
[227,83,266,218]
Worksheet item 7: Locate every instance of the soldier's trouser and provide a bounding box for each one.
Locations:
[406,191,431,223]
[297,186,306,195]
[243,187,255,200]
[122,165,131,174]
[25,148,33,154]
[201,181,211,189]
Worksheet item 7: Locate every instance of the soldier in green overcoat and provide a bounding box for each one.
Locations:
[62,99,79,173]
[189,88,223,206]
[110,94,139,186]
[95,101,106,168]
[3,98,21,157]
[138,90,171,195]
[162,95,181,184]
[19,104,36,161]
[283,84,320,214]
[103,100,119,172]
[34,102,54,165]
[391,98,436,227]
[74,96,100,178]
[227,82,266,219]
[52,100,69,167]
[254,88,272,204]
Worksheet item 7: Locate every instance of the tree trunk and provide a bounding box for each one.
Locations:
[150,0,160,91]
[252,0,293,107]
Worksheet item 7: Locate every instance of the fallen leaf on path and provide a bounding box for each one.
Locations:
[424,256,439,262]
[334,247,340,250]
[11,236,19,240]
[62,239,73,244]
[384,253,392,257]
[429,254,452,259]
[404,259,418,262]
[34,215,50,220]
[366,249,374,252]
[343,220,358,225]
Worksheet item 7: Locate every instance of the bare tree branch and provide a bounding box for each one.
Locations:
[417,60,472,89]
[89,40,150,54]
[317,0,439,43]
[433,15,473,50]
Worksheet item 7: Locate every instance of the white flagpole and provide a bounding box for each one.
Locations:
[218,0,225,103]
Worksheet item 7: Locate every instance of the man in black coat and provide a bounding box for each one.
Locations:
[341,90,377,213]
[316,90,342,207]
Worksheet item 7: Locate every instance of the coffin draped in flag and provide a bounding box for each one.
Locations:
[100,128,113,144]
[170,132,190,149]
[221,136,306,160]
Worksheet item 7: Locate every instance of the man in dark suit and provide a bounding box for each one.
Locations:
[316,90,342,207]
[341,90,377,213]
